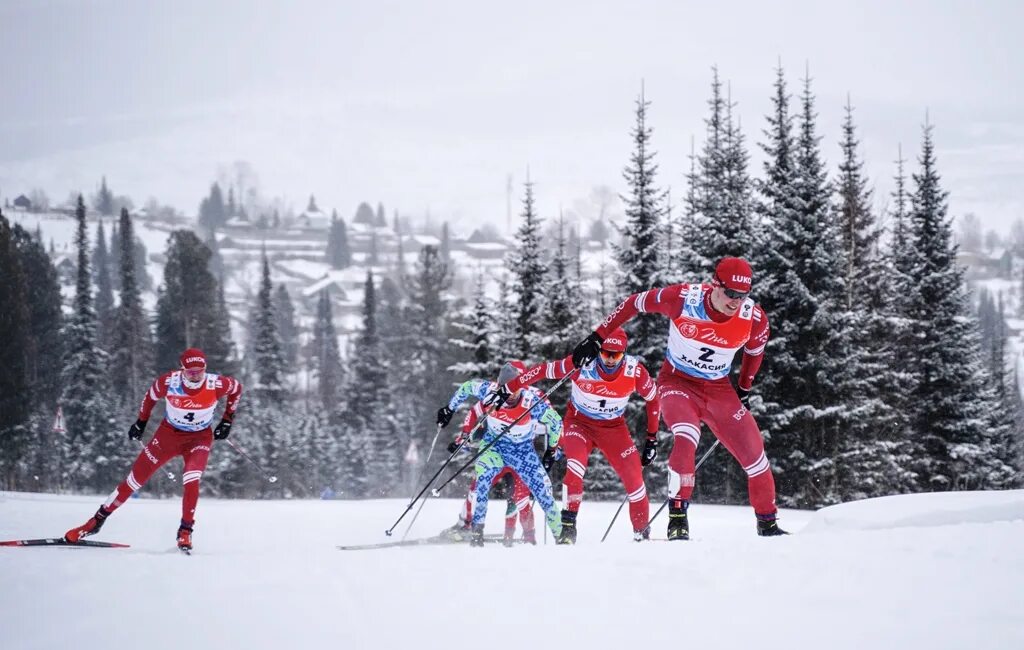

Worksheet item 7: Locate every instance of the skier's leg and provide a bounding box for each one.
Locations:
[559,417,594,515]
[470,448,505,528]
[179,431,214,526]
[659,381,705,505]
[506,440,561,537]
[510,471,535,542]
[597,422,650,533]
[704,389,777,517]
[102,424,180,513]
[460,476,478,528]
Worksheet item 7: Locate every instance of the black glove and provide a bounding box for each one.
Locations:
[641,437,658,467]
[437,406,455,428]
[213,419,232,440]
[737,387,751,407]
[127,419,147,441]
[492,385,512,408]
[572,331,603,368]
[542,447,559,472]
[446,440,461,455]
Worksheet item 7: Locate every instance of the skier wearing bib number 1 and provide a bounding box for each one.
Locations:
[571,257,788,539]
[497,328,661,543]
[63,348,243,551]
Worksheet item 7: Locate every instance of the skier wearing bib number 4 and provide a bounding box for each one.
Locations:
[63,348,243,551]
[497,328,661,543]
[571,257,788,539]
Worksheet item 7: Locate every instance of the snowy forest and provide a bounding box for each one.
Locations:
[1,65,1022,510]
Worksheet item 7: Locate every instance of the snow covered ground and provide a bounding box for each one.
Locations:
[1,490,1022,650]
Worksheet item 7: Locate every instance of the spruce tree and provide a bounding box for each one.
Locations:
[273,284,299,367]
[448,274,501,380]
[110,207,154,408]
[95,176,114,216]
[832,100,916,499]
[752,70,850,507]
[0,211,31,488]
[93,220,115,350]
[615,84,665,374]
[326,215,352,269]
[905,121,1014,490]
[507,178,547,360]
[60,196,116,491]
[312,288,345,412]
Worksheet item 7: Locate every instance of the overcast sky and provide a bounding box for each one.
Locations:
[1,0,1022,235]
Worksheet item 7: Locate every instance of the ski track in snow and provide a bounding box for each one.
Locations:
[1,490,1022,650]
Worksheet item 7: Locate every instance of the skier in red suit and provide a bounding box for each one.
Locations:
[501,328,660,543]
[64,348,243,551]
[571,257,788,538]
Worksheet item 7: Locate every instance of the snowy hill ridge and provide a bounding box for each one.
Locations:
[804,489,1024,532]
[1,490,1022,650]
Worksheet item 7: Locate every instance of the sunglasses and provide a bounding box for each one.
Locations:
[599,349,624,363]
[714,277,749,300]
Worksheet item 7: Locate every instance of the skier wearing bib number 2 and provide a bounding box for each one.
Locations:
[498,328,661,543]
[571,257,788,538]
[63,348,243,551]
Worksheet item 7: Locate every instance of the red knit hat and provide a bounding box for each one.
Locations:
[179,348,207,370]
[601,328,628,353]
[714,257,753,293]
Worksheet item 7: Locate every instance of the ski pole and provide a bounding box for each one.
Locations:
[138,440,176,481]
[400,425,445,541]
[225,438,278,483]
[385,440,467,536]
[430,369,579,497]
[646,439,720,528]
[600,493,630,543]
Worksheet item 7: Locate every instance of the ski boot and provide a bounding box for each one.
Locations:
[633,526,651,542]
[63,506,112,543]
[469,523,486,548]
[177,521,194,552]
[756,514,789,537]
[667,501,690,541]
[555,510,577,545]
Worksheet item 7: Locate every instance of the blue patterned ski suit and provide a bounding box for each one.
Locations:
[447,379,563,536]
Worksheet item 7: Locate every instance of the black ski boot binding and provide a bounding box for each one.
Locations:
[556,509,577,545]
[667,501,690,541]
[469,523,486,547]
[756,515,789,537]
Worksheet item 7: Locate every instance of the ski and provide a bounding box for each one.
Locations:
[338,533,513,551]
[0,538,130,549]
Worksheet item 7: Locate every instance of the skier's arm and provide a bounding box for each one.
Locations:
[737,307,770,391]
[446,379,492,412]
[505,355,575,392]
[453,404,485,445]
[595,284,689,338]
[216,376,244,421]
[636,364,661,436]
[137,372,171,421]
[529,395,562,449]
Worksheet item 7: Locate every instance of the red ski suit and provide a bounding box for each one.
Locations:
[102,370,243,524]
[595,283,777,516]
[506,354,660,533]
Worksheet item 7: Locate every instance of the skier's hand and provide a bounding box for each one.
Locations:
[737,387,751,407]
[572,331,603,368]
[641,437,658,467]
[127,419,147,441]
[446,440,461,455]
[542,447,560,472]
[436,406,455,428]
[213,419,232,440]
[492,385,512,408]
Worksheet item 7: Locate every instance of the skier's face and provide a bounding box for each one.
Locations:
[599,349,624,370]
[710,284,747,316]
[182,365,206,383]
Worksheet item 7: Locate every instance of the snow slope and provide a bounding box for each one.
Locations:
[1,490,1021,650]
